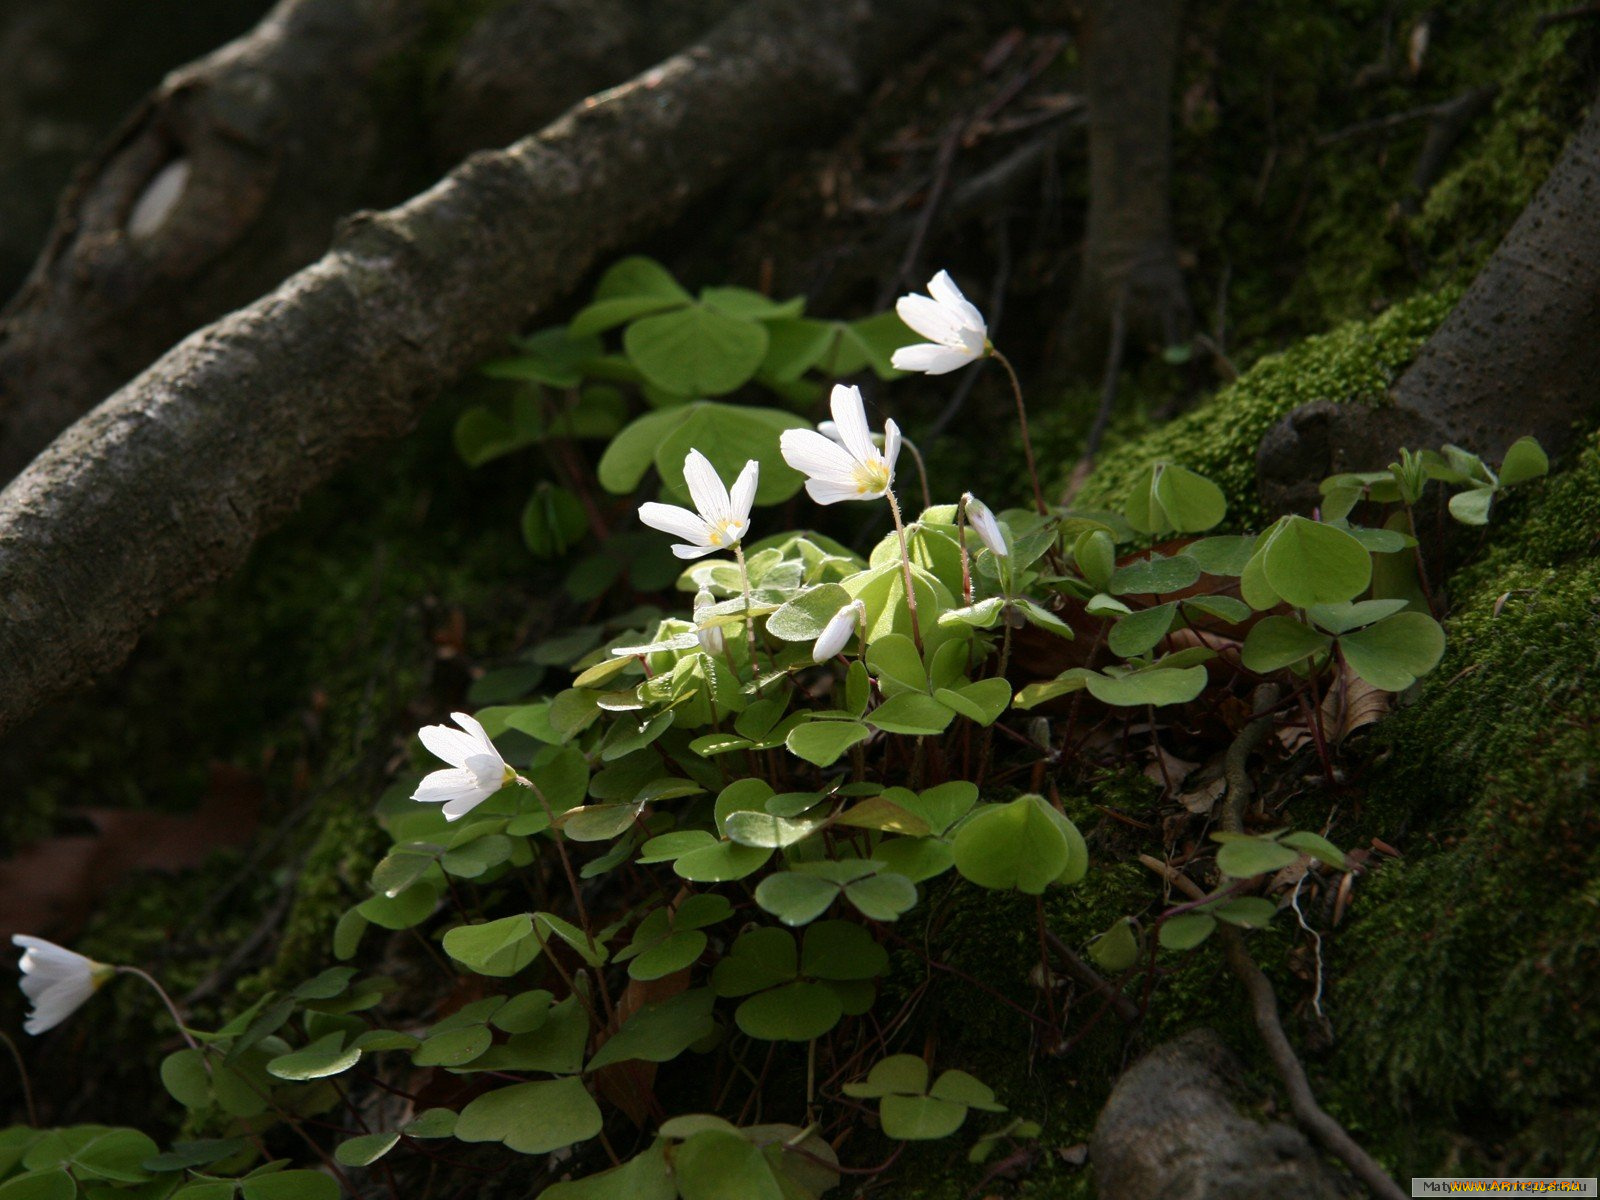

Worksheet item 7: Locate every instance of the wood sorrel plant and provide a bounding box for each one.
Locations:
[3,257,1550,1200]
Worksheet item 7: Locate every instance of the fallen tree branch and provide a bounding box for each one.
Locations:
[0,0,738,481]
[0,0,955,737]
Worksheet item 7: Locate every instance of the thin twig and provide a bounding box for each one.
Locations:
[1218,685,1405,1200]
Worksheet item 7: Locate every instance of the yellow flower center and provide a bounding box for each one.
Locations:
[853,459,891,495]
[707,518,745,547]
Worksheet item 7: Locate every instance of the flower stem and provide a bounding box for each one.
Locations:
[733,543,762,682]
[117,966,203,1056]
[0,1032,37,1126]
[885,490,923,651]
[989,346,1047,516]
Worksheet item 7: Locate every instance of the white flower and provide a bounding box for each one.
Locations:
[813,600,866,662]
[779,385,902,505]
[693,589,725,656]
[412,711,515,821]
[963,492,1009,558]
[14,936,114,1035]
[891,270,988,375]
[638,450,759,560]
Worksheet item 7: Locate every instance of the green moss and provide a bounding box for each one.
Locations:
[1321,433,1600,1171]
[1072,288,1456,526]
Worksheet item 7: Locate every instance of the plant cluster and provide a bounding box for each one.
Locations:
[1,259,1548,1200]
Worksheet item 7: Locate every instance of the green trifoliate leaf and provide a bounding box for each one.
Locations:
[1240,616,1332,673]
[585,989,715,1071]
[1083,665,1208,708]
[1258,516,1372,607]
[541,1142,675,1200]
[1108,603,1178,657]
[442,914,539,978]
[1338,611,1445,691]
[1073,529,1117,591]
[866,633,927,692]
[454,1079,602,1156]
[1109,554,1202,596]
[868,693,954,735]
[952,794,1070,895]
[266,1033,361,1082]
[1306,598,1409,634]
[1212,898,1278,928]
[786,720,871,767]
[1447,484,1495,525]
[767,583,853,642]
[673,1130,786,1200]
[623,303,769,396]
[1183,535,1255,576]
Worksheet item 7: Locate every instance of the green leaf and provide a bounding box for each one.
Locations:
[1281,830,1348,870]
[802,919,890,979]
[786,720,871,767]
[1259,516,1372,607]
[412,1025,493,1068]
[1083,666,1208,708]
[1182,594,1252,624]
[455,1078,603,1155]
[1339,611,1445,691]
[880,1095,968,1140]
[1497,436,1548,486]
[1109,554,1201,596]
[1158,914,1216,951]
[952,795,1069,894]
[935,678,1012,726]
[1305,598,1409,635]
[674,1130,784,1200]
[1184,535,1255,576]
[1213,898,1278,928]
[542,1143,676,1200]
[767,583,853,642]
[844,872,918,921]
[484,325,603,387]
[266,1033,361,1081]
[1215,837,1300,878]
[586,989,715,1070]
[673,840,771,883]
[335,1132,401,1167]
[872,837,955,883]
[868,693,954,735]
[1073,529,1117,591]
[454,392,543,466]
[161,1048,212,1109]
[1152,463,1227,532]
[442,914,539,978]
[655,403,808,505]
[240,1171,340,1200]
[755,873,838,926]
[735,982,844,1041]
[724,810,826,849]
[712,928,798,997]
[1448,485,1495,525]
[1108,603,1177,657]
[1240,616,1332,673]
[0,1170,75,1200]
[521,484,589,559]
[866,633,927,692]
[624,304,770,396]
[1089,919,1140,972]
[568,256,691,336]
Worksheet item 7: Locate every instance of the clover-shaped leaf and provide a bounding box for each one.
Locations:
[454,1078,602,1156]
[843,1055,1005,1141]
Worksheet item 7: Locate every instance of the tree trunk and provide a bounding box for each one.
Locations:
[0,0,271,299]
[1059,0,1189,367]
[0,0,736,483]
[1257,86,1600,513]
[0,0,955,739]
[1091,1030,1345,1200]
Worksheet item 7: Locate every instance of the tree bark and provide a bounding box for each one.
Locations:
[1059,0,1189,367]
[1091,1030,1345,1200]
[0,0,955,739]
[0,0,271,299]
[1257,86,1600,513]
[0,0,737,483]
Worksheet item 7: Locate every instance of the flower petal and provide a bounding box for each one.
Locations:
[805,477,877,505]
[881,419,902,481]
[682,449,730,524]
[828,385,877,464]
[413,766,479,803]
[927,269,986,335]
[728,459,760,526]
[891,342,975,375]
[419,724,480,769]
[672,542,720,559]
[638,502,712,546]
[896,293,964,346]
[781,429,860,484]
[442,788,496,821]
[451,712,496,757]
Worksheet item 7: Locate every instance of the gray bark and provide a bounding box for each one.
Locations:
[1257,87,1600,513]
[0,0,954,738]
[0,0,736,483]
[1091,1030,1346,1200]
[1061,0,1189,364]
[0,0,271,298]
